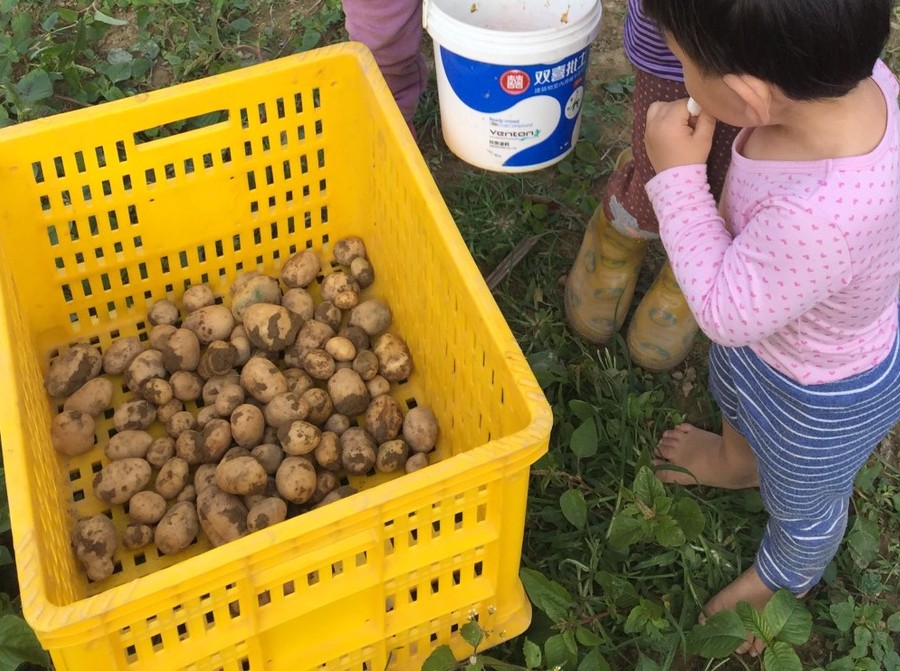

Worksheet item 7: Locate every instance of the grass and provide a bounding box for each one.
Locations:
[1,1,899,670]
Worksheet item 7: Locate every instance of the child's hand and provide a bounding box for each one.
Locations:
[645,99,716,173]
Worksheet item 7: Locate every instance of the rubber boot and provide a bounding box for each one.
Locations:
[626,261,699,371]
[564,207,649,343]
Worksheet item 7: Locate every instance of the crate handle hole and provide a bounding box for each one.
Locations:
[133,110,229,146]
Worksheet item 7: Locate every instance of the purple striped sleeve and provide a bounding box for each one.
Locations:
[623,0,684,82]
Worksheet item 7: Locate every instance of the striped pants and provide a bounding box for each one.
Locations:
[708,332,900,593]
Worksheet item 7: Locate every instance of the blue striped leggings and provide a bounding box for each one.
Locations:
[708,333,900,593]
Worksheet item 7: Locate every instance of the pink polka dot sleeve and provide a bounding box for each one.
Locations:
[646,165,853,347]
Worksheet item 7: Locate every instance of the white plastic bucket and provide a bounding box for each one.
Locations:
[424,0,602,172]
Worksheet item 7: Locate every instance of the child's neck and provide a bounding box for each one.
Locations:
[742,77,885,162]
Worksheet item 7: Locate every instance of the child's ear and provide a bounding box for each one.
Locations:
[723,74,772,125]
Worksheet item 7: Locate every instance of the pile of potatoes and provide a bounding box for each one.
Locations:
[49,237,439,582]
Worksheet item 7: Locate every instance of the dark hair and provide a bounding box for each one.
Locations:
[641,0,890,100]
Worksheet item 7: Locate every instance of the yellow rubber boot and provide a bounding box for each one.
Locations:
[626,262,699,371]
[564,206,648,343]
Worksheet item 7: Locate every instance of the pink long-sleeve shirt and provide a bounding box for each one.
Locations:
[647,61,900,385]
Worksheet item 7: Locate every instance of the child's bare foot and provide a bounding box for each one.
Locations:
[653,423,759,488]
[701,567,776,657]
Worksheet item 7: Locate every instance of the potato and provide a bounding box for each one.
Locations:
[105,429,153,460]
[376,439,409,473]
[128,490,167,524]
[231,275,282,322]
[302,349,335,381]
[348,300,392,337]
[194,464,218,495]
[51,410,95,456]
[351,350,379,382]
[339,326,370,353]
[251,443,284,475]
[197,340,238,379]
[283,368,315,395]
[156,398,185,425]
[102,337,143,376]
[373,333,413,382]
[146,436,176,468]
[166,410,197,438]
[281,249,321,288]
[278,420,321,456]
[155,456,190,500]
[148,299,180,326]
[247,497,288,532]
[124,349,166,393]
[196,405,221,429]
[325,337,356,363]
[231,334,252,367]
[349,257,375,289]
[170,371,203,402]
[366,375,391,398]
[231,404,266,448]
[183,304,235,344]
[175,430,206,465]
[221,446,251,462]
[148,324,177,351]
[240,357,287,403]
[176,484,197,503]
[311,470,339,503]
[214,384,245,417]
[72,514,117,582]
[215,456,268,496]
[327,368,370,417]
[285,320,335,365]
[403,406,439,453]
[64,377,113,417]
[333,291,359,311]
[160,328,201,373]
[243,303,303,351]
[230,271,261,296]
[365,395,404,444]
[93,458,152,505]
[333,237,367,265]
[201,371,241,405]
[45,343,103,398]
[182,284,216,312]
[340,427,377,475]
[275,456,317,503]
[202,418,233,462]
[140,377,173,405]
[320,271,359,304]
[314,301,342,331]
[197,487,248,547]
[405,452,429,473]
[122,523,153,550]
[263,392,308,429]
[113,399,156,431]
[323,413,350,436]
[313,431,342,471]
[300,387,333,426]
[281,287,315,320]
[155,501,200,554]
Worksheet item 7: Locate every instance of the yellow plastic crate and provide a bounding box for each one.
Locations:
[0,43,552,670]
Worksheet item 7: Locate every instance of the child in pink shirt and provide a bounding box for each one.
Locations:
[642,0,900,656]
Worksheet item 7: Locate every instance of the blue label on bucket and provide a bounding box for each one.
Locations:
[438,45,590,169]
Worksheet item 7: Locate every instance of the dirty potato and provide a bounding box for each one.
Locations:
[275,456,317,504]
[197,340,238,379]
[148,324,177,351]
[105,429,153,460]
[155,456,191,500]
[169,371,204,402]
[51,410,95,456]
[113,399,156,431]
[376,439,409,473]
[302,348,335,381]
[182,304,235,344]
[63,377,113,417]
[327,368,370,417]
[122,523,154,550]
[155,501,200,555]
[323,413,350,436]
[93,458,152,505]
[280,249,321,288]
[124,349,166,393]
[278,420,321,456]
[372,333,413,382]
[333,237,367,265]
[351,350,379,381]
[300,388,333,426]
[45,343,103,398]
[403,406,439,453]
[405,452,429,473]
[197,487,249,547]
[231,275,282,322]
[281,287,316,320]
[349,257,375,289]
[230,403,266,448]
[250,443,284,475]
[285,319,334,365]
[263,392,308,429]
[215,455,268,496]
[146,436,176,468]
[140,377,173,405]
[201,418,233,463]
[240,356,288,403]
[182,284,216,312]
[128,490,168,524]
[339,427,377,475]
[160,328,201,373]
[348,300,392,337]
[365,395,404,444]
[72,514,118,582]
[243,303,302,351]
[102,337,143,376]
[325,336,356,362]
[313,431,342,471]
[148,299,180,326]
[247,497,288,532]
